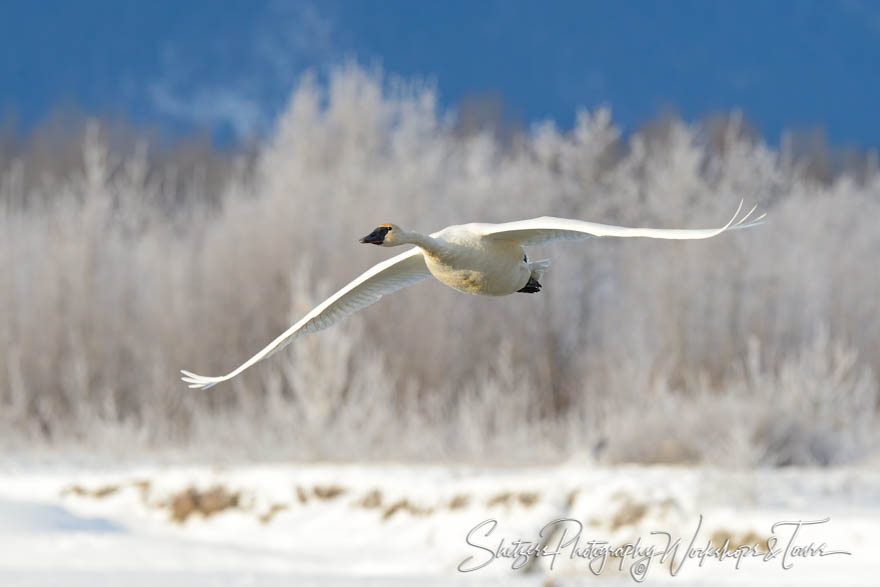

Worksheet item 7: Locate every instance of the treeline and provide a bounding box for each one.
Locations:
[1,65,877,465]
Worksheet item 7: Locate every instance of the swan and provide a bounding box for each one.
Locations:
[181,200,765,389]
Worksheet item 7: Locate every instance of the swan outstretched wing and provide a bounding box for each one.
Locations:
[478,200,766,246]
[181,247,430,390]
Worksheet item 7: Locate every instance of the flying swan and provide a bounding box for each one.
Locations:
[182,200,765,389]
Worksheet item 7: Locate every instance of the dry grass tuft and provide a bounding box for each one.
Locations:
[448,494,470,510]
[313,485,346,501]
[168,485,240,523]
[356,489,383,509]
[485,490,539,508]
[382,499,409,520]
[259,503,289,524]
[295,486,309,504]
[381,498,434,521]
[62,484,121,499]
[487,491,512,508]
[517,491,539,507]
[131,479,151,502]
[609,496,649,531]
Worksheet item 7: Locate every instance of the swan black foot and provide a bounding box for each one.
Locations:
[517,277,542,293]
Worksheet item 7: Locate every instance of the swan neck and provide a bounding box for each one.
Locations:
[401,230,443,253]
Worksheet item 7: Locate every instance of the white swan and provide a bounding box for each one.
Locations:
[182,200,765,389]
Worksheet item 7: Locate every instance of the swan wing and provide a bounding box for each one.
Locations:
[181,247,430,390]
[477,200,766,246]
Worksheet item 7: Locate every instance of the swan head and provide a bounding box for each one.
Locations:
[359,223,401,246]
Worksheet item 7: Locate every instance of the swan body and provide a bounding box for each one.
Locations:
[420,225,532,295]
[182,201,765,389]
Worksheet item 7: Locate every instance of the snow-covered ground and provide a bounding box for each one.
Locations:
[0,461,876,586]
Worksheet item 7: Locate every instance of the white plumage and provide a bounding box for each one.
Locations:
[182,200,764,389]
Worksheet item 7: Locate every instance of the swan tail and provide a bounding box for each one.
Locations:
[528,258,551,281]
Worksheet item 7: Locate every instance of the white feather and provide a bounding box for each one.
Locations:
[476,200,765,246]
[181,247,429,390]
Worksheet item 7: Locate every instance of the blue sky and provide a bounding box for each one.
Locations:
[2,0,879,147]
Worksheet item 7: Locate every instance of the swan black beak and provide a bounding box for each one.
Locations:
[359,226,390,245]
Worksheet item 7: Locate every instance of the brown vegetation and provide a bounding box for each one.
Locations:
[62,484,121,499]
[448,494,469,510]
[487,491,512,508]
[167,486,241,523]
[381,498,435,521]
[295,486,309,504]
[259,503,289,524]
[357,489,383,509]
[312,485,346,500]
[517,492,540,508]
[609,495,649,531]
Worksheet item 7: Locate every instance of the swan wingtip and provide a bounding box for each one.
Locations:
[180,369,221,390]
